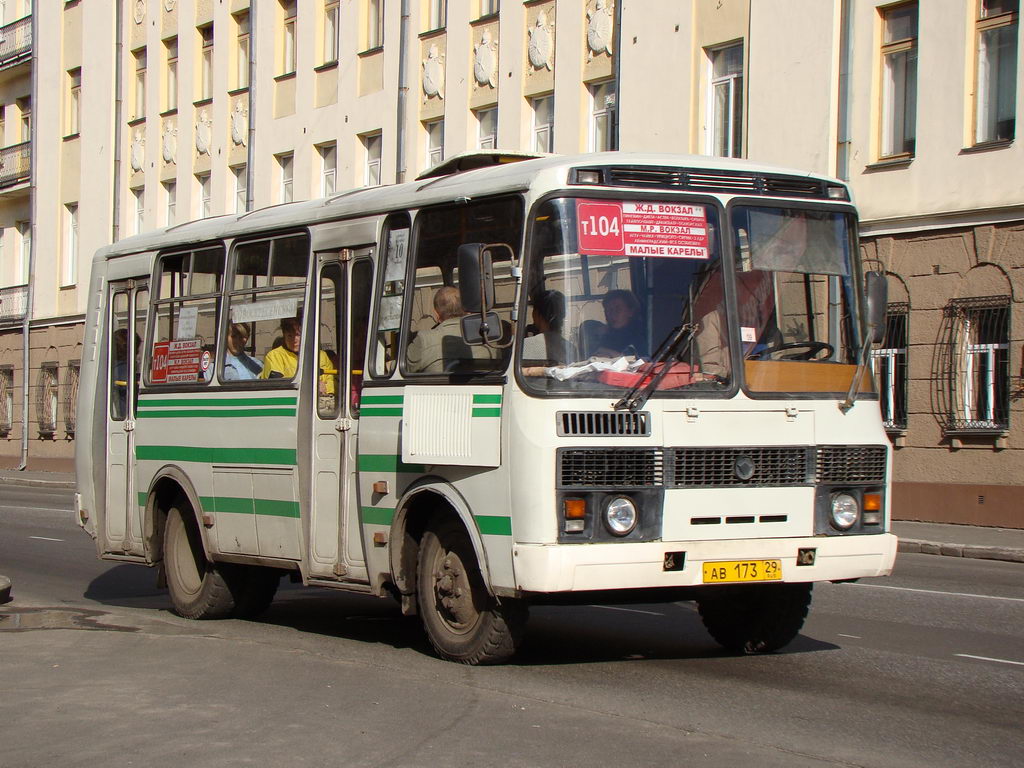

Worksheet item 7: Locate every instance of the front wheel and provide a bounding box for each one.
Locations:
[697,582,812,654]
[417,517,527,665]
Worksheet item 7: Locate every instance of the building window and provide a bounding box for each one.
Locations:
[707,43,743,157]
[425,119,444,167]
[871,303,909,431]
[133,49,147,119]
[324,0,340,64]
[364,132,382,185]
[479,0,499,17]
[233,165,247,213]
[200,25,214,101]
[0,366,13,437]
[17,220,29,283]
[532,95,553,153]
[278,152,294,203]
[17,97,29,142]
[196,173,211,218]
[65,69,82,136]
[281,1,297,75]
[164,38,178,112]
[62,203,78,286]
[133,188,145,234]
[63,360,80,436]
[945,296,1010,432]
[318,143,337,196]
[589,80,616,152]
[235,12,251,89]
[880,4,917,158]
[476,108,496,149]
[366,0,383,50]
[975,0,1018,144]
[37,363,59,437]
[427,0,446,31]
[164,180,176,225]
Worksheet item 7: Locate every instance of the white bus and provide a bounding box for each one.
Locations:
[76,152,897,664]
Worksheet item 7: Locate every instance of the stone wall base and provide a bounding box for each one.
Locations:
[892,481,1022,529]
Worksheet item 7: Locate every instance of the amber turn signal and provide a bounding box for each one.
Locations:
[563,499,586,519]
[863,493,881,512]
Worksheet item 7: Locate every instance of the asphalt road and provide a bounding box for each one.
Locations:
[1,484,1022,768]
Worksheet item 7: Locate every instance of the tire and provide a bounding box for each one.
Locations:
[163,503,237,620]
[417,516,527,665]
[229,566,281,619]
[697,582,812,654]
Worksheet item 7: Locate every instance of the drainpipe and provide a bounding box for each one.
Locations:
[112,2,124,242]
[836,0,854,181]
[245,1,257,210]
[18,9,39,470]
[612,0,623,150]
[395,0,410,183]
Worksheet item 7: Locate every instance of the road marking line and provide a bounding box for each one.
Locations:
[838,633,861,639]
[588,605,664,617]
[844,582,1024,603]
[28,536,64,542]
[955,654,1024,667]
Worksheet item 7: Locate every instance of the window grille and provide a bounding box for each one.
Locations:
[36,363,59,436]
[63,361,80,436]
[871,302,908,430]
[943,296,1010,432]
[0,366,13,436]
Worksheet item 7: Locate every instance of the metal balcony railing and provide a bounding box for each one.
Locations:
[0,16,32,69]
[0,141,30,189]
[0,284,28,323]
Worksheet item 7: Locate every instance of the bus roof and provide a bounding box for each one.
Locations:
[95,152,846,262]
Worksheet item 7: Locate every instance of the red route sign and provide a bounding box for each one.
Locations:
[150,339,202,384]
[576,200,710,259]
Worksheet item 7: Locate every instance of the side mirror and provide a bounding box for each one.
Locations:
[457,243,494,314]
[864,271,888,345]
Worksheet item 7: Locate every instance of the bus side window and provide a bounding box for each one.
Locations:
[371,215,410,378]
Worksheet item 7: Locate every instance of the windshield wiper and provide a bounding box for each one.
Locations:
[613,322,699,412]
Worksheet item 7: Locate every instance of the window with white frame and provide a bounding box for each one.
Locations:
[17,220,29,283]
[975,0,1018,144]
[67,68,81,135]
[133,187,145,234]
[17,97,30,142]
[278,152,294,202]
[233,165,247,213]
[196,173,211,218]
[589,80,616,152]
[281,1,297,74]
[133,49,147,119]
[200,25,214,100]
[235,12,250,89]
[532,95,553,153]
[62,203,78,286]
[366,0,383,50]
[945,297,1010,432]
[425,119,444,167]
[479,0,499,17]
[880,4,917,158]
[37,362,59,436]
[364,132,382,185]
[476,108,497,149]
[164,180,177,225]
[870,303,909,431]
[324,0,340,63]
[427,0,446,30]
[318,143,337,196]
[165,38,178,112]
[707,43,743,158]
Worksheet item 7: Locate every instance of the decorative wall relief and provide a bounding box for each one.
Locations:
[587,0,614,59]
[422,44,445,100]
[162,121,177,164]
[133,0,147,25]
[231,101,248,146]
[528,12,554,71]
[164,0,177,10]
[130,130,145,172]
[474,29,498,88]
[195,110,212,155]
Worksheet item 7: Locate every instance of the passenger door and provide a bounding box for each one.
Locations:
[309,250,373,579]
[104,279,148,558]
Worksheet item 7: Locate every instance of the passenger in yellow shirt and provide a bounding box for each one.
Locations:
[261,314,336,394]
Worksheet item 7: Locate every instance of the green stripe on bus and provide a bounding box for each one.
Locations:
[472,408,502,418]
[357,454,426,473]
[475,515,512,536]
[136,445,297,465]
[138,492,148,508]
[198,496,300,518]
[254,499,301,518]
[360,407,403,417]
[360,395,404,404]
[137,409,297,418]
[138,397,298,408]
[361,506,395,526]
[472,394,502,404]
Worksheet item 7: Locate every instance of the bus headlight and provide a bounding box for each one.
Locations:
[830,492,859,530]
[604,496,638,536]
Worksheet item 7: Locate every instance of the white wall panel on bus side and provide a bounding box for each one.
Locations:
[402,386,502,468]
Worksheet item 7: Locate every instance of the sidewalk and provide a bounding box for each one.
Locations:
[0,469,1021,564]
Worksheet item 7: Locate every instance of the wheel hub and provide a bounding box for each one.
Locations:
[433,551,478,632]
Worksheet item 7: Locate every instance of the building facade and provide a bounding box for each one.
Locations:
[0,0,1020,526]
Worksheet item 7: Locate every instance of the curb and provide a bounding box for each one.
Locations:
[898,538,1024,564]
[0,575,10,604]
[0,477,76,490]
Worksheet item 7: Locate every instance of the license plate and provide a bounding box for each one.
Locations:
[702,559,783,583]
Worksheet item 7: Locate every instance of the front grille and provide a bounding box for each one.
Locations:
[557,411,650,436]
[577,166,837,200]
[815,445,887,484]
[558,448,664,488]
[669,447,811,488]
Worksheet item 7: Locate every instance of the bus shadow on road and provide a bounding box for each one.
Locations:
[83,564,169,610]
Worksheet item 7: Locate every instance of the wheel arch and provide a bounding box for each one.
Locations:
[142,465,211,564]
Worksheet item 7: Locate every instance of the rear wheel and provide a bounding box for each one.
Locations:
[230,566,281,619]
[163,503,236,619]
[697,582,812,654]
[417,516,527,665]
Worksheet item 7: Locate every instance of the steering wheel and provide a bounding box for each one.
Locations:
[756,341,834,361]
